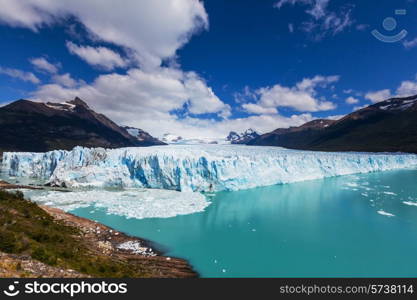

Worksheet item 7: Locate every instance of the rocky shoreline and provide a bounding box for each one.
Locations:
[0,180,43,190]
[0,181,198,278]
[41,205,198,278]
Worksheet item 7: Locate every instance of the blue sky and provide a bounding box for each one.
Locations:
[1,0,417,138]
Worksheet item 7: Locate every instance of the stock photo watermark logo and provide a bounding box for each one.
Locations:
[2,281,128,298]
[372,9,408,43]
[3,281,20,297]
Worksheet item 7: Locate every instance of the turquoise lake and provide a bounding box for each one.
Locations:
[69,168,417,278]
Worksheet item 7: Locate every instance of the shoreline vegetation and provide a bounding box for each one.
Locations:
[0,182,197,278]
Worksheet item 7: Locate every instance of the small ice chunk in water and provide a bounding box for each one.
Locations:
[23,188,210,219]
[377,210,395,217]
[117,240,156,256]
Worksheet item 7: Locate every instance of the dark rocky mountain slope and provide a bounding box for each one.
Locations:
[248,119,335,149]
[249,95,417,153]
[0,97,164,154]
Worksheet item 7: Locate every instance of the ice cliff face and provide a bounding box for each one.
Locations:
[3,145,417,192]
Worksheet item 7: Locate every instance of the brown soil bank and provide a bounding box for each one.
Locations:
[0,180,43,190]
[0,188,197,278]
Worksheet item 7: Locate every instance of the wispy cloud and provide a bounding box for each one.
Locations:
[355,24,369,31]
[66,41,129,71]
[0,66,40,84]
[403,37,417,49]
[345,96,359,104]
[30,57,59,74]
[52,73,85,88]
[274,0,354,40]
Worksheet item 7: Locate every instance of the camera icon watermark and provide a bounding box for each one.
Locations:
[372,9,408,43]
[3,281,20,297]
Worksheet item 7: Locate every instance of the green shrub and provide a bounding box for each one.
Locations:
[0,230,17,253]
[14,190,24,199]
[32,247,57,265]
[0,189,154,277]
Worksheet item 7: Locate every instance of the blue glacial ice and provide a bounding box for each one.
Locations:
[2,145,417,192]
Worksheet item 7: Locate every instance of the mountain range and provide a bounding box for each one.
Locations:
[226,129,260,144]
[0,97,164,154]
[248,94,417,153]
[161,133,184,144]
[161,133,230,145]
[1,94,417,155]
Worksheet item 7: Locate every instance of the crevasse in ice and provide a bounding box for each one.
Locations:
[2,145,417,192]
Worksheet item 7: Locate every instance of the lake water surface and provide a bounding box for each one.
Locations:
[69,168,417,277]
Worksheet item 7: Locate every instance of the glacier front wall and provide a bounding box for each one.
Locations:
[2,145,417,192]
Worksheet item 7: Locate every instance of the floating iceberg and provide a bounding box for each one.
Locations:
[3,145,417,192]
[21,188,209,219]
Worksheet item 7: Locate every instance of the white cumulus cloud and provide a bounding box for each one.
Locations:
[365,89,392,103]
[397,78,417,97]
[183,72,231,117]
[243,75,339,114]
[0,0,208,70]
[0,0,338,138]
[365,75,417,103]
[30,67,323,138]
[32,67,232,136]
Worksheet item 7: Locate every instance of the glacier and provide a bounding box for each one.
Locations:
[2,145,417,192]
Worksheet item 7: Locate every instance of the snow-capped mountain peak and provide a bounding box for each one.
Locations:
[226,129,260,144]
[244,128,256,135]
[161,133,183,144]
[44,101,76,112]
[123,126,165,145]
[161,133,230,145]
[375,95,417,112]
